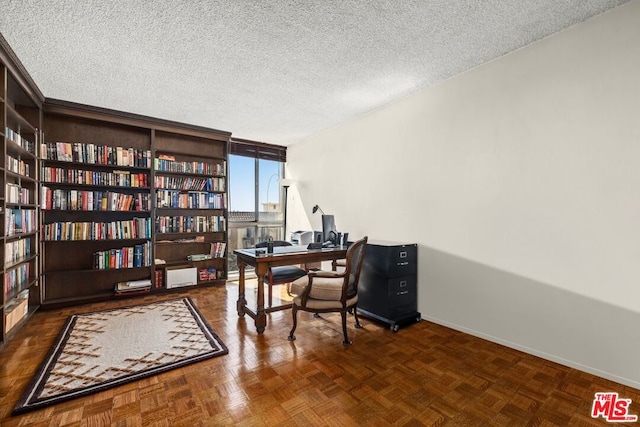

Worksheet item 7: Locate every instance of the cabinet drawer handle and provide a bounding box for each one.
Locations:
[399,280,407,288]
[398,290,409,295]
[397,262,409,266]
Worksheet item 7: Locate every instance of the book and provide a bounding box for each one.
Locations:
[114,281,151,295]
[122,279,152,288]
[187,254,211,261]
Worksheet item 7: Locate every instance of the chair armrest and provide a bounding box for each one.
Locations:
[308,270,344,279]
[299,269,345,304]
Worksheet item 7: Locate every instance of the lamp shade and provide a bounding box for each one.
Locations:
[280,178,294,187]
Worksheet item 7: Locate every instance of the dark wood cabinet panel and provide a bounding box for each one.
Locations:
[43,113,151,150]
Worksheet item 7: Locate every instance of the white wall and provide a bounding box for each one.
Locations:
[285,1,640,388]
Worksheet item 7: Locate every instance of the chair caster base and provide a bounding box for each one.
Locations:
[342,340,353,346]
[288,334,296,341]
[355,323,363,329]
[313,313,321,318]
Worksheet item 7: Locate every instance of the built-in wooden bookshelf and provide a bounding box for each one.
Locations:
[153,130,228,290]
[39,100,230,307]
[1,34,44,348]
[40,105,154,306]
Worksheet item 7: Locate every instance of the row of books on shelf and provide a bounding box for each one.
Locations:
[5,209,36,236]
[5,127,36,153]
[93,241,151,270]
[41,142,151,168]
[42,217,152,241]
[6,183,31,205]
[4,263,30,300]
[154,155,225,176]
[210,242,226,258]
[41,187,151,211]
[155,215,225,233]
[154,175,225,191]
[7,155,31,176]
[156,190,226,209]
[198,267,221,281]
[5,237,31,265]
[42,167,149,188]
[117,265,224,295]
[116,268,224,294]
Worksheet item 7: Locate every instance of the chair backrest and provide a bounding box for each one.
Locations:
[342,236,368,299]
[255,240,292,248]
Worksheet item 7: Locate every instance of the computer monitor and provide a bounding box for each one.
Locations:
[322,214,337,244]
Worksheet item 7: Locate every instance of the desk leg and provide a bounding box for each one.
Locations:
[236,261,247,317]
[255,264,267,334]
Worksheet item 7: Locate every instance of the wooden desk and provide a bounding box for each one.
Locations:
[234,245,347,333]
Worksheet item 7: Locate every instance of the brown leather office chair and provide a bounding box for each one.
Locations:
[288,236,368,345]
[255,240,307,308]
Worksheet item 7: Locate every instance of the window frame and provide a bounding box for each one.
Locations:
[227,138,287,275]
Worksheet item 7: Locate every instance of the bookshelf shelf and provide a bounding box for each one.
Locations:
[2,277,37,302]
[5,203,38,209]
[44,266,151,275]
[5,231,38,239]
[6,140,36,159]
[6,103,37,134]
[5,171,36,182]
[43,182,151,189]
[4,254,38,270]
[43,238,150,244]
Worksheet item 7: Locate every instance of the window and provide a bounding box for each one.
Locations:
[227,139,287,274]
[258,159,284,224]
[229,155,256,221]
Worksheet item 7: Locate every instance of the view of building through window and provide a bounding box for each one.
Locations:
[227,155,284,273]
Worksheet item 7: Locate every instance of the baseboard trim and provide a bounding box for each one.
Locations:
[423,314,640,390]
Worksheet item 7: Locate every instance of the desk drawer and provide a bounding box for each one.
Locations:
[363,243,417,278]
[387,246,417,277]
[388,276,416,306]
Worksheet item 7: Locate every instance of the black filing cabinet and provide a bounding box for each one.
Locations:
[358,240,421,332]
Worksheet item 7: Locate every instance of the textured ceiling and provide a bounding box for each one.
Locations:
[0,0,630,145]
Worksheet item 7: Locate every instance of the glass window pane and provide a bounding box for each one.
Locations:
[227,156,285,277]
[256,226,284,245]
[258,159,283,223]
[227,225,257,273]
[229,154,256,222]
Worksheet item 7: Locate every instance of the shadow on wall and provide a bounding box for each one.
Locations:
[418,245,640,389]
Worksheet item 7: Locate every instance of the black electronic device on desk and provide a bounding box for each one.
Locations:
[322,214,337,243]
[314,214,348,247]
[357,239,421,332]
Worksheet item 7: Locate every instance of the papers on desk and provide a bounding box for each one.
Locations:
[273,245,309,254]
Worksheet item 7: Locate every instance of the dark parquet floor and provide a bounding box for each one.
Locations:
[1,280,638,426]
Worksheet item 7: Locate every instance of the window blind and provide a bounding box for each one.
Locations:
[229,138,287,162]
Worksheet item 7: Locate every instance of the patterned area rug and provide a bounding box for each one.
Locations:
[13,297,228,415]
